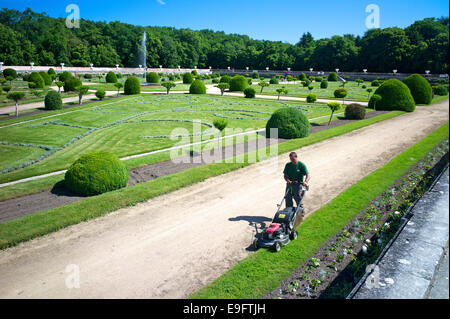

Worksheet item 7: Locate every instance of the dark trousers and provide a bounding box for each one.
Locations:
[285,183,305,208]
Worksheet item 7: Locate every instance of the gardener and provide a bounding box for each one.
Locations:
[283,152,310,208]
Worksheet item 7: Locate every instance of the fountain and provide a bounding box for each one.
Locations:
[140,30,147,81]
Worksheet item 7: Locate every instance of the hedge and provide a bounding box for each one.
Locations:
[368,79,415,112]
[29,72,45,88]
[266,107,310,139]
[123,76,141,95]
[189,79,206,94]
[65,151,128,196]
[345,103,366,120]
[146,72,159,84]
[402,74,432,105]
[44,91,63,110]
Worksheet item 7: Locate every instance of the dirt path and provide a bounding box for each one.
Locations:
[0,101,448,299]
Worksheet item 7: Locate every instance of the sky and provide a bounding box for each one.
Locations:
[1,0,449,43]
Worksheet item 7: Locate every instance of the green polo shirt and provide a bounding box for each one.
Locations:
[283,161,309,183]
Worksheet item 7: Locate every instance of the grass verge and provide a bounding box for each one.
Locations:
[190,122,449,299]
[0,111,403,249]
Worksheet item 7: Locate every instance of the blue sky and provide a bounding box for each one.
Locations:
[2,0,448,43]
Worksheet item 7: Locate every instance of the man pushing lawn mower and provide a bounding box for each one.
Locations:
[254,152,311,252]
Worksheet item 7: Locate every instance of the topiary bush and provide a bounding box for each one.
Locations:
[320,80,328,89]
[302,80,311,87]
[124,76,141,95]
[402,73,432,105]
[368,79,415,112]
[146,72,159,83]
[59,71,73,82]
[219,75,231,83]
[44,90,63,110]
[306,94,317,103]
[269,76,279,84]
[244,87,256,98]
[183,72,194,84]
[39,72,52,86]
[371,79,381,87]
[65,151,128,196]
[95,89,106,100]
[229,75,248,91]
[2,68,17,79]
[298,73,307,81]
[63,78,82,92]
[28,72,45,89]
[328,72,338,81]
[106,71,118,83]
[345,103,366,120]
[433,85,448,96]
[266,107,310,139]
[189,79,206,94]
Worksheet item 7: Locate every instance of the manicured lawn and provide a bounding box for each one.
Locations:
[190,121,449,299]
[251,80,373,101]
[0,110,404,249]
[0,94,337,184]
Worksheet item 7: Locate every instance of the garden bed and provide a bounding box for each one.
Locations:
[265,139,449,299]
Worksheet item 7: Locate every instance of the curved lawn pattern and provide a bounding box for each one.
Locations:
[0,95,339,183]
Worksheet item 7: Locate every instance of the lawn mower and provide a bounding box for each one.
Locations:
[253,183,309,252]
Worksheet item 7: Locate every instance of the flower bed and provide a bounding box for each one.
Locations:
[265,138,449,299]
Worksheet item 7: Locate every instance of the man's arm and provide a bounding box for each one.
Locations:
[303,173,311,186]
[284,174,291,184]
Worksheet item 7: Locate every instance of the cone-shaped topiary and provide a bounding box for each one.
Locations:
[183,72,194,84]
[229,75,248,91]
[65,151,129,196]
[106,71,118,83]
[29,72,45,88]
[345,103,366,120]
[328,72,338,81]
[402,74,432,105]
[368,79,415,112]
[44,91,63,110]
[189,79,206,94]
[124,76,141,95]
[59,71,73,82]
[63,78,82,92]
[39,72,52,86]
[266,107,310,139]
[146,72,159,83]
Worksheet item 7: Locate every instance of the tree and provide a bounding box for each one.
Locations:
[327,102,341,126]
[213,119,228,149]
[114,82,123,96]
[276,87,288,100]
[6,76,14,85]
[7,92,25,117]
[161,81,176,94]
[258,80,269,93]
[95,89,106,100]
[334,88,348,105]
[75,86,90,105]
[217,82,230,96]
[2,85,11,94]
[366,88,373,98]
[56,81,64,93]
[355,79,364,86]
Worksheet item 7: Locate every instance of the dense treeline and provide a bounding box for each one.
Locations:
[0,8,448,73]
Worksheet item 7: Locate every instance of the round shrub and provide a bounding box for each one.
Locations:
[63,78,82,92]
[315,76,323,82]
[266,108,310,139]
[212,78,220,84]
[84,73,93,79]
[298,73,307,81]
[371,79,381,87]
[368,79,415,112]
[106,71,118,83]
[362,85,367,89]
[47,68,56,76]
[29,72,45,89]
[345,103,366,120]
[146,72,159,84]
[244,87,256,98]
[306,94,317,103]
[302,80,311,87]
[229,75,248,91]
[191,70,198,76]
[59,71,73,82]
[334,88,348,99]
[320,80,328,89]
[3,68,17,79]
[220,75,232,83]
[65,151,128,196]
[402,74,432,105]
[95,89,106,100]
[39,72,52,86]
[328,72,338,81]
[433,85,448,96]
[124,76,141,95]
[269,76,279,84]
[183,72,194,84]
[44,91,63,110]
[189,79,206,94]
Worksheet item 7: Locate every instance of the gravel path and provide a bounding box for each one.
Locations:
[0,100,447,298]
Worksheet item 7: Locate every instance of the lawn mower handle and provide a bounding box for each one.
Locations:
[276,182,309,211]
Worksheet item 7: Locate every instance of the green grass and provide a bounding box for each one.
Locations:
[190,122,449,299]
[0,110,403,249]
[429,95,449,105]
[0,94,338,184]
